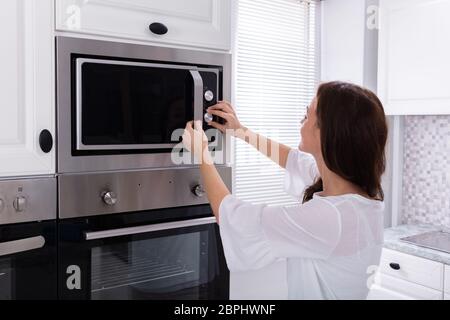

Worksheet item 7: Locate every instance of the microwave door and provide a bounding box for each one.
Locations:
[75,58,204,151]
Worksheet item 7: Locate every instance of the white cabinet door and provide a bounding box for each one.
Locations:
[378,0,450,115]
[0,0,55,178]
[55,0,231,50]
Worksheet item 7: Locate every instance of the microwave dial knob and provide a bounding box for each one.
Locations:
[204,113,214,123]
[102,191,118,206]
[204,90,214,102]
[13,196,27,212]
[193,185,206,198]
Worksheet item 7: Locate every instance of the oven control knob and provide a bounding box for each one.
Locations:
[0,199,4,213]
[192,185,206,198]
[204,90,214,102]
[204,112,214,123]
[13,196,27,212]
[102,191,118,206]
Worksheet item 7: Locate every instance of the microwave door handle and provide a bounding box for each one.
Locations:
[189,70,204,123]
[0,236,46,257]
[85,216,216,241]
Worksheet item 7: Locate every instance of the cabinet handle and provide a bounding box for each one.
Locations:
[39,129,53,153]
[389,262,401,270]
[149,22,168,35]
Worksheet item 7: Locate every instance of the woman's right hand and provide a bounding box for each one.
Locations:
[207,101,245,136]
[208,101,291,168]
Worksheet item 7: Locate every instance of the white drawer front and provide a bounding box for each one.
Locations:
[56,0,231,50]
[445,293,450,300]
[373,272,442,300]
[368,284,413,300]
[379,248,444,291]
[445,265,450,294]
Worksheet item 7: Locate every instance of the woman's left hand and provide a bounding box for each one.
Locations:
[182,120,209,162]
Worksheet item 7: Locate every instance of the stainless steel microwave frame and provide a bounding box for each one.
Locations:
[56,36,232,174]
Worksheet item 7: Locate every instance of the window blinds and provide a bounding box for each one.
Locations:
[234,0,319,206]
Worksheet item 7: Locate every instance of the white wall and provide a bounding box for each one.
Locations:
[321,0,366,85]
[320,0,395,228]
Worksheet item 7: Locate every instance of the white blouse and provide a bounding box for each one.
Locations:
[218,149,385,300]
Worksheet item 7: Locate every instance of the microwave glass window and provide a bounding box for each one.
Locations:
[80,62,194,146]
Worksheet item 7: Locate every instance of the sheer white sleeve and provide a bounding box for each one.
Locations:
[284,149,320,199]
[218,195,341,272]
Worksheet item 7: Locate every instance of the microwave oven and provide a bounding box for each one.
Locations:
[56,37,231,174]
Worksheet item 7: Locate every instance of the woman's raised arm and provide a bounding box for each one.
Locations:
[207,101,292,168]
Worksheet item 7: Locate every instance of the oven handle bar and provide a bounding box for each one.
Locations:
[190,70,204,124]
[84,216,217,241]
[0,236,46,257]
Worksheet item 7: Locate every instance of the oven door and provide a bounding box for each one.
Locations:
[75,57,220,153]
[58,211,228,300]
[0,221,57,300]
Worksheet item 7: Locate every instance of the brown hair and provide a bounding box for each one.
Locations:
[302,81,388,203]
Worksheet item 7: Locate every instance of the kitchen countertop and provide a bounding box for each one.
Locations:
[384,224,450,265]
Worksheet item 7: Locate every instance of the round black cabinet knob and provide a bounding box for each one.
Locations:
[39,129,53,153]
[149,22,168,35]
[389,263,401,270]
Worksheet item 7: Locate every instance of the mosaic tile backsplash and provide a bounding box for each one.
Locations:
[402,115,450,228]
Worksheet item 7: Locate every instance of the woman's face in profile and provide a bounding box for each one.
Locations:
[299,97,321,156]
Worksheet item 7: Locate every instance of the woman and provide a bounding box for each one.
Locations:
[182,81,388,300]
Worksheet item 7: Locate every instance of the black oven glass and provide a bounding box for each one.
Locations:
[90,231,208,300]
[58,206,229,300]
[81,62,195,146]
[0,260,13,300]
[0,221,57,300]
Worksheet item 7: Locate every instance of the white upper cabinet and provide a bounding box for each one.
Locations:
[0,0,55,178]
[55,0,232,51]
[378,0,450,115]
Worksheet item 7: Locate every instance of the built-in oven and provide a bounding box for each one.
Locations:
[0,178,57,300]
[56,36,232,174]
[58,167,231,300]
